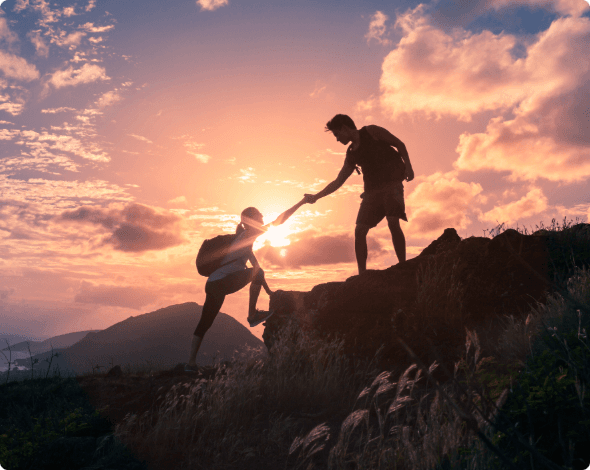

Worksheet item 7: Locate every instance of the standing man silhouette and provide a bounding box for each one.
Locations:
[304,114,414,275]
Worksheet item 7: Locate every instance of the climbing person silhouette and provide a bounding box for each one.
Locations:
[186,199,306,371]
[304,114,414,275]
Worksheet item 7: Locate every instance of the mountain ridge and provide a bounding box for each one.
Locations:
[13,302,262,375]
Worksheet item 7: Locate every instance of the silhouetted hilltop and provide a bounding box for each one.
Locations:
[14,302,263,374]
[265,224,590,375]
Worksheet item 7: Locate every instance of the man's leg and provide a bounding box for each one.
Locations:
[387,216,406,263]
[354,224,371,275]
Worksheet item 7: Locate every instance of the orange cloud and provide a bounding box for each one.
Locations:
[406,172,483,238]
[455,116,590,182]
[59,203,186,252]
[51,30,86,48]
[379,8,590,183]
[380,9,590,120]
[48,63,109,89]
[197,0,229,12]
[454,17,590,182]
[0,51,39,81]
[379,5,526,121]
[259,229,385,268]
[95,90,121,108]
[366,11,390,45]
[479,188,548,224]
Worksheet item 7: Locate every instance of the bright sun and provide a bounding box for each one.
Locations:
[252,212,297,251]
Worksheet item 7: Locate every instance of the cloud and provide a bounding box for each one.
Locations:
[0,51,40,81]
[174,136,210,162]
[406,172,484,238]
[378,8,590,183]
[0,17,19,45]
[75,284,158,309]
[168,196,187,205]
[0,95,25,116]
[479,187,548,224]
[80,23,115,33]
[41,107,76,114]
[189,153,211,162]
[366,11,390,45]
[237,167,256,183]
[9,129,109,162]
[48,63,109,89]
[197,0,229,11]
[259,229,385,268]
[128,133,152,144]
[59,203,186,252]
[51,30,86,48]
[310,82,327,97]
[63,6,77,17]
[85,0,96,12]
[256,230,387,268]
[27,31,50,57]
[454,16,590,182]
[379,5,529,121]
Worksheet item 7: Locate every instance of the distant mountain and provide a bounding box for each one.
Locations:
[0,333,48,346]
[14,303,263,375]
[2,330,101,355]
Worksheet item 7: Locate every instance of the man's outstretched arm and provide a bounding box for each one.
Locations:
[366,125,414,182]
[304,163,355,204]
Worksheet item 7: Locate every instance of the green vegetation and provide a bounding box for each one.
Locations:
[1,219,589,469]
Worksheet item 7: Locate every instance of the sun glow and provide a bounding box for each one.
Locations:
[253,211,298,250]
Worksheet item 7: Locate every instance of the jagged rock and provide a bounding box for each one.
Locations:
[264,225,590,374]
[417,227,461,258]
[106,365,122,377]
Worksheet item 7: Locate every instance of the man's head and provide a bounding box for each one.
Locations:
[325,114,357,145]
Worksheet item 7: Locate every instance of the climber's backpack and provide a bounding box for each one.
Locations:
[196,234,237,277]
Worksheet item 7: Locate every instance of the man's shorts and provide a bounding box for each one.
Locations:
[356,180,408,228]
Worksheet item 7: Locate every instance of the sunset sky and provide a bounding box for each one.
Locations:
[1,0,589,342]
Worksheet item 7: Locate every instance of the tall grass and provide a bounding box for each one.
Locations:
[114,321,380,469]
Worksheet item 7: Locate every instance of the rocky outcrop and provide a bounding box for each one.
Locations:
[264,225,590,375]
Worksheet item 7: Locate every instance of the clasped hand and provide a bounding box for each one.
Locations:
[303,194,317,204]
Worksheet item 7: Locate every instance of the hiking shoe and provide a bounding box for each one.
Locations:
[184,364,199,373]
[248,310,274,327]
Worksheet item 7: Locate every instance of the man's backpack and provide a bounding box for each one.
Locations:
[196,234,237,277]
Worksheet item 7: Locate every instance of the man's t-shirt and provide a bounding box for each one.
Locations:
[344,126,406,191]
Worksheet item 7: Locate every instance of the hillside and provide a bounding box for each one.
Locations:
[2,330,101,355]
[13,302,263,375]
[264,224,590,375]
